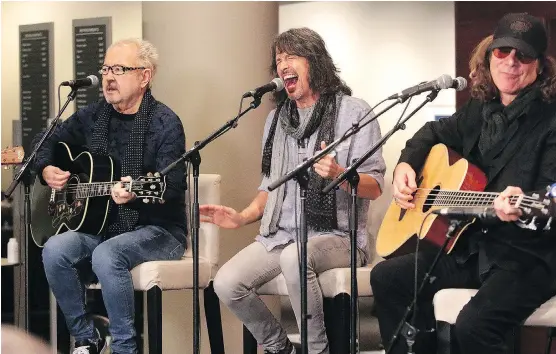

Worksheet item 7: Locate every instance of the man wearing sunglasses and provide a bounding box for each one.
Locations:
[372,12,556,354]
[34,39,187,354]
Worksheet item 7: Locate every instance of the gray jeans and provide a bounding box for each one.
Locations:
[213,234,363,354]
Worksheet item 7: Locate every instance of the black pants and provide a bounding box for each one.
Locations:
[370,250,556,354]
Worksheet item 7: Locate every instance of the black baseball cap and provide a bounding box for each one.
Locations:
[488,12,548,58]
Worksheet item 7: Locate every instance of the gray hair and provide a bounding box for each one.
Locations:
[110,38,159,87]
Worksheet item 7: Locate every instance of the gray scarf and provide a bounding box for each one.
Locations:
[260,93,342,236]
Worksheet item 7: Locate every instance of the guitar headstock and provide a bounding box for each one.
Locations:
[513,189,554,231]
[133,172,166,204]
[516,191,552,218]
[1,146,24,165]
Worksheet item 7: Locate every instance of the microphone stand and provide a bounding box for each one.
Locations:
[267,97,405,354]
[384,219,461,354]
[5,86,79,332]
[322,90,439,354]
[160,95,264,354]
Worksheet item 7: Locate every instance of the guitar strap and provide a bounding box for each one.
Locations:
[91,89,157,234]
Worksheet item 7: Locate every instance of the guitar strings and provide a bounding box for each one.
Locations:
[411,188,541,203]
[52,180,158,197]
[404,191,543,209]
[54,180,154,191]
[411,194,539,204]
[410,195,540,205]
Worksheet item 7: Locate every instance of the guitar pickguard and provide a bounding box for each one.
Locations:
[50,174,86,229]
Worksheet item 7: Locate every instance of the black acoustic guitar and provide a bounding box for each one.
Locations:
[30,142,166,247]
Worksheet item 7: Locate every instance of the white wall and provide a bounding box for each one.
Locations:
[1,1,142,189]
[279,1,456,254]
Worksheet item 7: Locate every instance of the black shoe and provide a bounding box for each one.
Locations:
[72,333,107,354]
[264,339,296,354]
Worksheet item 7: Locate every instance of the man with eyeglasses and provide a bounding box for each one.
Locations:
[371,12,556,354]
[34,39,187,354]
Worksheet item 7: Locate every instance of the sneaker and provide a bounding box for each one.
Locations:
[72,333,107,354]
[264,339,296,354]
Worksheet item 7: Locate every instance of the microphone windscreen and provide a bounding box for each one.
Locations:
[436,74,453,90]
[88,75,100,87]
[454,77,468,91]
[272,77,285,92]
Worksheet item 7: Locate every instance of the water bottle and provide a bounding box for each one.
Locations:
[7,238,19,264]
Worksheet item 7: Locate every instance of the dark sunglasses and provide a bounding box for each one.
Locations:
[492,47,536,64]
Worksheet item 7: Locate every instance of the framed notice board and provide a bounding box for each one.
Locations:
[73,17,112,110]
[19,22,54,154]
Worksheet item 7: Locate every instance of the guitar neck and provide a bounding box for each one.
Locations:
[74,181,135,199]
[417,188,518,208]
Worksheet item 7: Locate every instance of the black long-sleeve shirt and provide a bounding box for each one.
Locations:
[34,99,187,244]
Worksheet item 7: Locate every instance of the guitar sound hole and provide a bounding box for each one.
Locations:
[422,185,440,213]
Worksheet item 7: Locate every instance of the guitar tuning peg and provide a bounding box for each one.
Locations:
[143,199,150,204]
[147,172,153,177]
[154,172,160,177]
[159,199,165,204]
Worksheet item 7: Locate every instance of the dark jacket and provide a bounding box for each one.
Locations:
[33,99,187,244]
[398,96,556,279]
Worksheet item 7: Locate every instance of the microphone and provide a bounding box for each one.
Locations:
[243,78,285,98]
[61,75,99,88]
[388,75,467,100]
[432,207,497,220]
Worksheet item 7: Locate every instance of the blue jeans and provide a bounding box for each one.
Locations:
[42,225,185,354]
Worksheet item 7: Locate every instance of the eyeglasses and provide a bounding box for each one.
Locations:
[98,65,146,75]
[492,47,536,64]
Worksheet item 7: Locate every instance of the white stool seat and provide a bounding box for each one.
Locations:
[256,264,375,298]
[433,288,556,327]
[129,256,215,291]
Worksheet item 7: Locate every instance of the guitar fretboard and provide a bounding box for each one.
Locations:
[72,182,134,199]
[418,189,523,208]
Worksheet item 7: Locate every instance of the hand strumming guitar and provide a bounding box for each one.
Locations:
[42,165,70,191]
[392,162,417,209]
